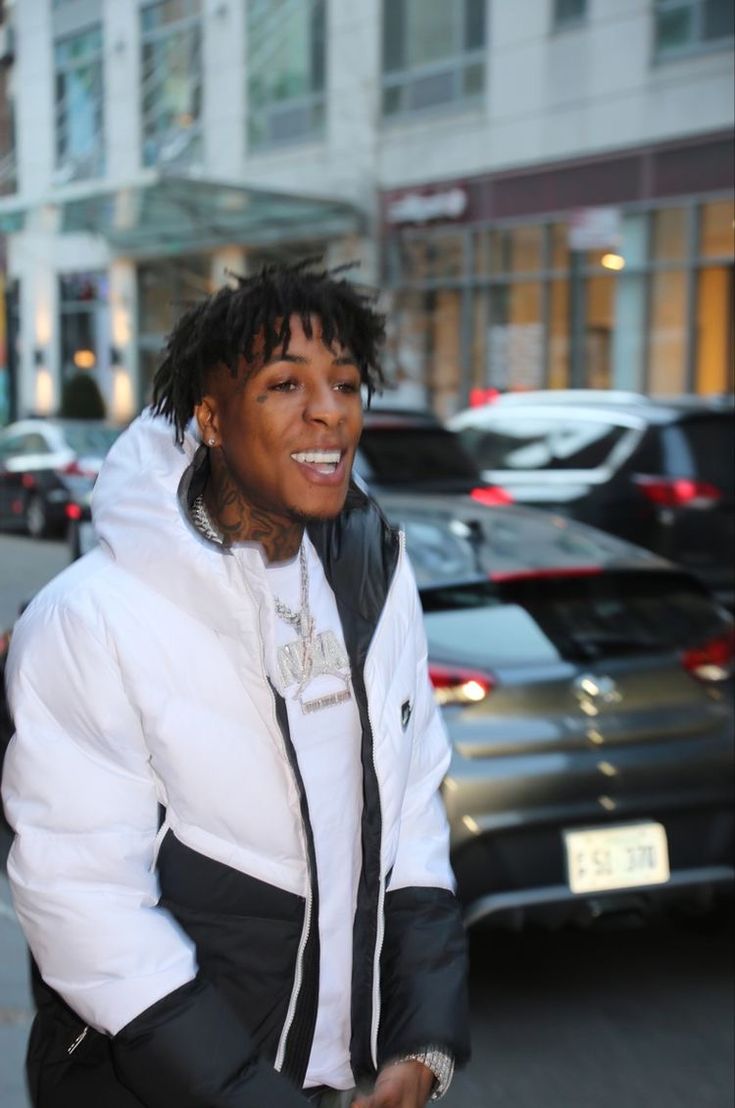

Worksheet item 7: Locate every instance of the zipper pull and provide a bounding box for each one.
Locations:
[67,1026,89,1055]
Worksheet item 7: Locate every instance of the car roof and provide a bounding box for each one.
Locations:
[362,405,443,428]
[375,490,672,585]
[450,392,734,427]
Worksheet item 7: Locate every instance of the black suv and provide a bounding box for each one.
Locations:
[450,392,734,607]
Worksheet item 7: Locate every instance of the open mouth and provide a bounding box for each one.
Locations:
[290,450,343,475]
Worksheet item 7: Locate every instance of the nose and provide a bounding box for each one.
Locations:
[304,381,345,426]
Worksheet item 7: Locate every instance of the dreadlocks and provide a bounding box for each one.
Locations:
[151,260,386,444]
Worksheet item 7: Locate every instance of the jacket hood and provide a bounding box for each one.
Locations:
[91,410,274,640]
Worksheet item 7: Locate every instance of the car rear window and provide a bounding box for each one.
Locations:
[420,570,730,663]
[673,416,734,494]
[457,416,629,471]
[356,426,479,484]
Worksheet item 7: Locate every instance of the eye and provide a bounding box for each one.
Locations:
[270,379,299,392]
[334,380,360,394]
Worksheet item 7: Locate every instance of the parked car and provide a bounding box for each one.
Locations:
[0,419,123,538]
[378,491,734,929]
[26,477,735,931]
[449,392,735,607]
[355,405,512,505]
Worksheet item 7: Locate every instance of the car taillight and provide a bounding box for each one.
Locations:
[65,503,83,521]
[58,460,97,479]
[490,566,602,583]
[428,663,495,705]
[681,628,735,682]
[471,485,513,507]
[633,475,722,509]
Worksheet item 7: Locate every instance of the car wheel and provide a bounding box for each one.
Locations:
[25,494,49,539]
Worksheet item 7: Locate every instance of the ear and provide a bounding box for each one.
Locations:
[194,396,220,447]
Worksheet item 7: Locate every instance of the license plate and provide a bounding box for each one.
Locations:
[564,822,670,895]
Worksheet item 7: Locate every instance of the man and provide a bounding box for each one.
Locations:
[2,264,470,1108]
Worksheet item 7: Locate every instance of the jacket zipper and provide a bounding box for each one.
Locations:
[251,618,314,1076]
[67,1026,88,1055]
[275,853,313,1072]
[365,531,405,1069]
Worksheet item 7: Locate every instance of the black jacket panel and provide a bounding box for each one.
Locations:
[377,887,471,1067]
[112,978,311,1108]
[157,832,304,1064]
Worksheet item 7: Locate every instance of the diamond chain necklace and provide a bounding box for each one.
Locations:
[191,495,350,712]
[272,544,314,642]
[191,494,223,544]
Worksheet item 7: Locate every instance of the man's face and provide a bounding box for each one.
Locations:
[197,314,363,527]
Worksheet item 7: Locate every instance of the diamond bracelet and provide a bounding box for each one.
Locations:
[398,1047,455,1101]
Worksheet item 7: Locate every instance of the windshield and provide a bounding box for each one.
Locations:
[61,424,123,457]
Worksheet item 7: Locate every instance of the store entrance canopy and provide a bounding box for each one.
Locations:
[22,173,363,256]
[60,174,363,255]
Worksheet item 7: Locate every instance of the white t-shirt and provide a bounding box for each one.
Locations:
[265,536,363,1091]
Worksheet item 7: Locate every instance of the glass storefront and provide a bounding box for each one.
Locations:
[385,197,734,415]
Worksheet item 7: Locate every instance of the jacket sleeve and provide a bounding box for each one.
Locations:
[2,600,309,1108]
[378,560,471,1068]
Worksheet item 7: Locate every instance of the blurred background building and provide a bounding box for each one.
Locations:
[0,0,732,424]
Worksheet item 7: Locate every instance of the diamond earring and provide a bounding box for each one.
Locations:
[208,437,216,446]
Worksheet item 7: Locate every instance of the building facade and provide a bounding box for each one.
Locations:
[0,0,732,423]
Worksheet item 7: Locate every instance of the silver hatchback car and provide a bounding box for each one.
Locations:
[379,492,735,930]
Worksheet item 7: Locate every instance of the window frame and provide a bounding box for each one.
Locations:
[552,0,588,32]
[381,0,487,123]
[53,22,105,181]
[246,0,327,152]
[139,0,203,169]
[653,0,734,61]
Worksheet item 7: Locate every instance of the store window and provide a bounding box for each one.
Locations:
[695,198,734,395]
[247,0,326,149]
[54,25,104,181]
[699,199,734,257]
[59,272,109,382]
[648,270,688,395]
[584,275,613,389]
[399,233,465,281]
[548,279,570,389]
[141,0,202,168]
[485,225,543,274]
[651,205,688,261]
[654,0,733,58]
[382,0,486,118]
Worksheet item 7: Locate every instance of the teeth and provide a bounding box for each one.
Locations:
[291,451,341,464]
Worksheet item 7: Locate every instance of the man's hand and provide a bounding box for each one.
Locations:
[351,1059,435,1108]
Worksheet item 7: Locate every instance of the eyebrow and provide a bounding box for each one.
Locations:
[259,352,358,370]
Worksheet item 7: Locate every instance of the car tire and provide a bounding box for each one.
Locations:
[25,494,49,539]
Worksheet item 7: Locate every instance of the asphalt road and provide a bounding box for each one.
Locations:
[1,534,733,1108]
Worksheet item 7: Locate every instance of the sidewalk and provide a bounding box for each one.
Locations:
[0,872,31,1108]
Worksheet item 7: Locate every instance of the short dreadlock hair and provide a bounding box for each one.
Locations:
[151,260,386,443]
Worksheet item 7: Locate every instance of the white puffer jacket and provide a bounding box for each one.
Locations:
[2,412,469,1107]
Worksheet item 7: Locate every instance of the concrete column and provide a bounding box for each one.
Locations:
[203,0,246,179]
[104,0,142,179]
[108,259,138,422]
